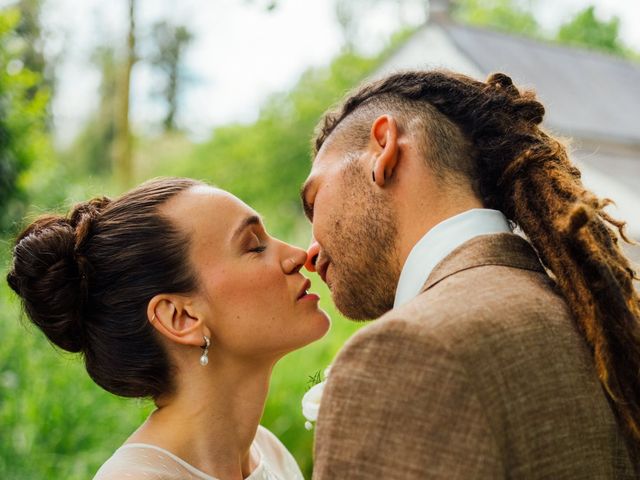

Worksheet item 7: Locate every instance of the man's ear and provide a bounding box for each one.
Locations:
[147,294,208,347]
[370,114,399,187]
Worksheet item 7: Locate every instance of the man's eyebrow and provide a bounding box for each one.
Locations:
[299,181,313,221]
[231,215,262,242]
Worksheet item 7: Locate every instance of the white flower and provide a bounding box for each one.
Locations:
[301,366,331,430]
[302,381,325,422]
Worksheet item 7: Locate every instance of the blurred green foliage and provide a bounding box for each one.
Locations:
[1,1,638,477]
[143,31,411,239]
[0,33,405,477]
[0,8,50,234]
[556,5,630,57]
[455,0,635,60]
[453,0,540,37]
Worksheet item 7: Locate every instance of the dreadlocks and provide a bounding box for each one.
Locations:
[314,69,640,448]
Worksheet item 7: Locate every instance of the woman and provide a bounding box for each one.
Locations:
[6,177,330,479]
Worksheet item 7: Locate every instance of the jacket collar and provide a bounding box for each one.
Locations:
[394,209,512,308]
[420,233,545,294]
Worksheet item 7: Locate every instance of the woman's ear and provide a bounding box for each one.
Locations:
[370,114,399,187]
[147,294,207,347]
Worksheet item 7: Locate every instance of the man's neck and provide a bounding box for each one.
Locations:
[395,196,485,275]
[394,208,512,308]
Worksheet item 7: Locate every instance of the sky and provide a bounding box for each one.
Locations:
[22,0,640,144]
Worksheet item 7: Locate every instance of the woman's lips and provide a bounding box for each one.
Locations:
[297,279,312,300]
[298,292,320,302]
[297,279,320,302]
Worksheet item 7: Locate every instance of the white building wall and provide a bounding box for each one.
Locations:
[574,159,640,239]
[374,24,484,79]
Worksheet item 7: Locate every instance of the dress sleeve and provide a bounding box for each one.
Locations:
[312,317,504,479]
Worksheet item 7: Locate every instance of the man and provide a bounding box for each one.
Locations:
[301,70,639,478]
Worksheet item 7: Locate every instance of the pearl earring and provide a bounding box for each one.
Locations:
[200,335,210,366]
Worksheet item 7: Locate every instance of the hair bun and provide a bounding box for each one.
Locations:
[6,196,111,353]
[69,196,110,248]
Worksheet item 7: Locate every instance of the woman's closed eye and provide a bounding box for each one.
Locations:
[247,233,267,254]
[249,244,267,253]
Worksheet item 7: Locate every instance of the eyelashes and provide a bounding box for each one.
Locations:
[246,231,267,254]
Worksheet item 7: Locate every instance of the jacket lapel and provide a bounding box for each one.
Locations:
[420,233,546,294]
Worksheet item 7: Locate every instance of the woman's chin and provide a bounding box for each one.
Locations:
[302,310,332,346]
[282,311,332,355]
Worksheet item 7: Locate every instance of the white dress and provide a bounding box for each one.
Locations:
[93,425,305,480]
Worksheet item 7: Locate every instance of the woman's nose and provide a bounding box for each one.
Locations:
[305,240,320,273]
[282,247,307,274]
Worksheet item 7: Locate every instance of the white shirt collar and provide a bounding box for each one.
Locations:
[393,209,512,308]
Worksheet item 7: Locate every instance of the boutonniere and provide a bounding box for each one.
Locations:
[301,366,331,430]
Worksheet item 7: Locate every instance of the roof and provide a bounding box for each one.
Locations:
[439,24,640,236]
[374,19,640,238]
[383,20,640,147]
[442,23,640,146]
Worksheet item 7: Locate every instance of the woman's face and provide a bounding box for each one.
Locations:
[164,185,330,360]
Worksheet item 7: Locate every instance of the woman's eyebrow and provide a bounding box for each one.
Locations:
[231,215,262,242]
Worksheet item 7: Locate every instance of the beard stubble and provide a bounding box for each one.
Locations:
[325,162,400,320]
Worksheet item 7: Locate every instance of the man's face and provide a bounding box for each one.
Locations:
[301,146,400,320]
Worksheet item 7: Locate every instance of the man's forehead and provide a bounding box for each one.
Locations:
[302,145,342,197]
[313,135,349,168]
[306,152,341,192]
[312,135,335,164]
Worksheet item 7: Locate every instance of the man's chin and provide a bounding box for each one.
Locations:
[330,288,392,321]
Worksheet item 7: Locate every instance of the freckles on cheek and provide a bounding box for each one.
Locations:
[206,269,237,304]
[216,271,271,306]
[216,275,251,302]
[208,264,290,318]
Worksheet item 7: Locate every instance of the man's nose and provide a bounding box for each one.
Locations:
[305,240,320,272]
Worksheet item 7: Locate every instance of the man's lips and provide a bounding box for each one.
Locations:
[316,258,330,284]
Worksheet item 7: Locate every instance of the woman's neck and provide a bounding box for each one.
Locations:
[129,355,275,479]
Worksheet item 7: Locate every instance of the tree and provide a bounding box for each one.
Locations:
[152,34,412,238]
[67,45,118,176]
[0,8,49,233]
[113,0,136,187]
[556,6,627,57]
[335,0,357,50]
[14,0,53,102]
[334,0,426,51]
[150,21,194,132]
[453,0,540,37]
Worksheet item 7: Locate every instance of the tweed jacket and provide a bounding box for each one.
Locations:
[313,233,636,479]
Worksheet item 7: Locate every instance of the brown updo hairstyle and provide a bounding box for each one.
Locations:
[6,177,203,399]
[314,70,640,451]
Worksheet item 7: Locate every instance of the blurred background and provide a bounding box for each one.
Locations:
[0,0,638,478]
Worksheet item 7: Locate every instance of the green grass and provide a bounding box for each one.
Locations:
[0,244,361,479]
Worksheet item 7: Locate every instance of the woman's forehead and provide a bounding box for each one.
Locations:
[163,186,256,241]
